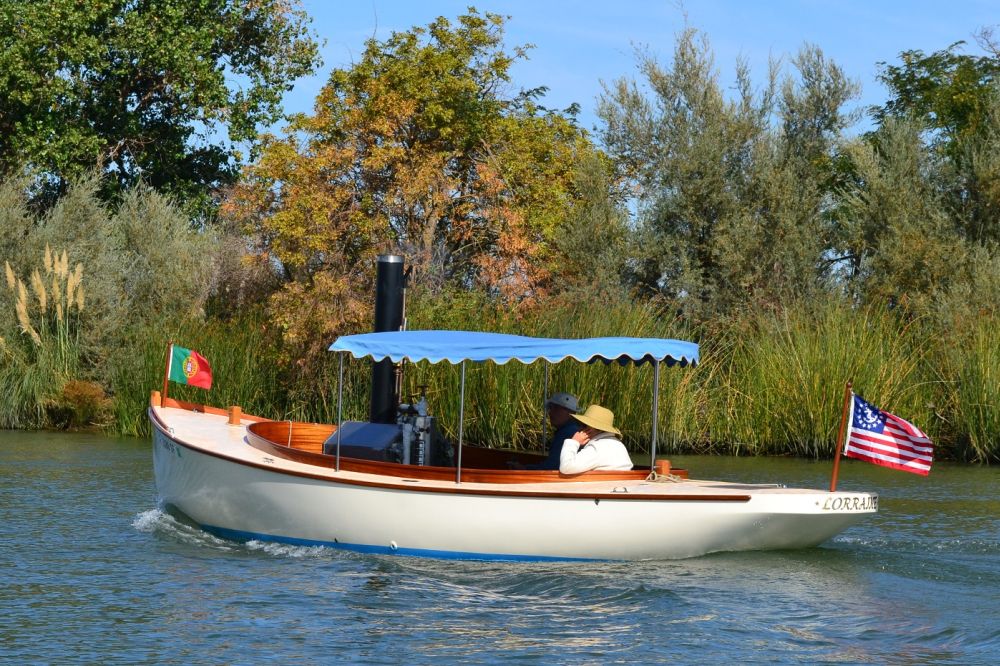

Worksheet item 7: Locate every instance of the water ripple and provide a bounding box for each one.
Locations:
[4,437,999,664]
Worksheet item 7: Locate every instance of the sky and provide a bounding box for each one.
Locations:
[284,0,999,136]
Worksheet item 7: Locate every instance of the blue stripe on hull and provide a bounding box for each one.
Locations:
[200,524,600,562]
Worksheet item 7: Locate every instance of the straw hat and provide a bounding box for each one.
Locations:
[571,405,621,436]
[546,392,579,413]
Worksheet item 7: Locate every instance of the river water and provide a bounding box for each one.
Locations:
[1,430,998,665]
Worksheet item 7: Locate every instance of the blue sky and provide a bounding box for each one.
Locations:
[285,1,998,136]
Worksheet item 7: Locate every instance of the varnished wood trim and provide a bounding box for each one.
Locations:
[152,409,728,501]
[160,397,269,422]
[245,421,689,483]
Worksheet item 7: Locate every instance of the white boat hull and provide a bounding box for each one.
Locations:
[151,406,877,561]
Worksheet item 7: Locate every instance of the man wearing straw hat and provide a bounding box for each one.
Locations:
[559,404,633,474]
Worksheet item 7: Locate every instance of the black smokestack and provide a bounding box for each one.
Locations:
[370,254,405,423]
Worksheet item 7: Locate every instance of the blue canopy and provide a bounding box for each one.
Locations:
[329,330,698,367]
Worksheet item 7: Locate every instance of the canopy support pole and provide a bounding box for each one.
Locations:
[335,352,345,473]
[650,360,660,472]
[542,363,550,444]
[456,361,466,484]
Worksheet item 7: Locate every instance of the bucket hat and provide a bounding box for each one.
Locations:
[571,405,621,436]
[545,392,579,413]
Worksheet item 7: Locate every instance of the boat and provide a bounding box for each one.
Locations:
[150,330,878,561]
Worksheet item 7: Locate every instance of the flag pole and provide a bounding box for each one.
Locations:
[830,380,853,492]
[162,341,173,404]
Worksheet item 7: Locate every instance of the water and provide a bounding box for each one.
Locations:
[2,430,998,665]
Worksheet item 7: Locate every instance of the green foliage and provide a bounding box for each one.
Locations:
[223,9,609,369]
[932,316,1000,463]
[868,41,1000,260]
[702,298,933,458]
[0,172,218,428]
[875,40,1000,147]
[945,90,1000,246]
[3,175,219,369]
[0,334,72,429]
[0,0,320,212]
[555,152,631,294]
[599,29,858,320]
[838,117,964,307]
[110,309,291,436]
[0,175,33,266]
[112,185,217,324]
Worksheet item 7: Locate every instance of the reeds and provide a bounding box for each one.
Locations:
[126,292,979,461]
[109,309,297,436]
[0,247,87,428]
[703,299,933,458]
[4,255,999,462]
[8,248,83,344]
[931,315,1000,463]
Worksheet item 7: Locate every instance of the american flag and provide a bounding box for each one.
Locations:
[845,394,933,475]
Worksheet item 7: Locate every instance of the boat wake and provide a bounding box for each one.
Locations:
[833,533,1000,556]
[243,539,333,559]
[132,508,240,550]
[132,508,336,559]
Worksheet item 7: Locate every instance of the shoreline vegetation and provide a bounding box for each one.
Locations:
[2,229,998,463]
[2,7,999,463]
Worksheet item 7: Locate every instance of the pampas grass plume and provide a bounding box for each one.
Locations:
[66,263,83,310]
[51,272,62,307]
[31,270,47,313]
[17,278,27,309]
[14,281,40,346]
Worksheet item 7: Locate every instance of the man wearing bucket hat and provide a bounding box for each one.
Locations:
[559,404,633,474]
[525,392,583,470]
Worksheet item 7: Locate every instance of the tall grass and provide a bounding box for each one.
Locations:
[111,309,291,436]
[0,248,87,428]
[701,299,935,458]
[115,291,980,463]
[931,315,1000,463]
[6,266,999,463]
[0,337,64,428]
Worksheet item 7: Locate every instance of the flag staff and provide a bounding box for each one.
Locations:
[830,380,853,492]
[162,341,174,404]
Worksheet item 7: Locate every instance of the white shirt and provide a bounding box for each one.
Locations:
[559,432,633,474]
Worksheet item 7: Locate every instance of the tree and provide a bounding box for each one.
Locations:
[555,152,630,295]
[839,117,962,308]
[223,10,604,361]
[872,40,1000,250]
[875,41,1000,147]
[0,0,320,212]
[598,29,857,320]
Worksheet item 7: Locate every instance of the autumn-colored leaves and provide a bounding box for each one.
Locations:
[222,11,599,358]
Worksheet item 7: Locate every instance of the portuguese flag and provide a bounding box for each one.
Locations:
[168,345,213,389]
